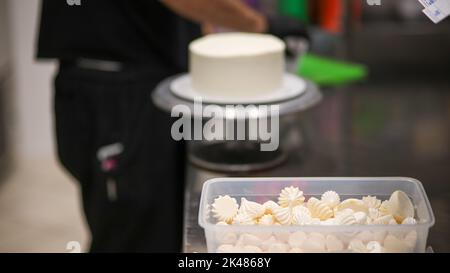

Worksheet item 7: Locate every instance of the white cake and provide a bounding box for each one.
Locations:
[189,33,285,99]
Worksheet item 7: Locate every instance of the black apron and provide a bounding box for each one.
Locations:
[38,0,200,252]
[54,63,186,252]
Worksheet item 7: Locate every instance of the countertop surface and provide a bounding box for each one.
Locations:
[183,78,450,253]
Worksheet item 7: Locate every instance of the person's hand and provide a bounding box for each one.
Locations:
[202,23,215,35]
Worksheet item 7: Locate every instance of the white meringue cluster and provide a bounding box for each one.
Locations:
[211,187,418,253]
[211,188,416,227]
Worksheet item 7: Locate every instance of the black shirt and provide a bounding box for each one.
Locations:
[37,0,201,71]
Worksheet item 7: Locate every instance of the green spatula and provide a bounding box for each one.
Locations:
[298,53,368,87]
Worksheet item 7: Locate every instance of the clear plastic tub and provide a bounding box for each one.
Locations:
[198,177,435,253]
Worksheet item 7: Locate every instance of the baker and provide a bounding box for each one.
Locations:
[36,0,307,252]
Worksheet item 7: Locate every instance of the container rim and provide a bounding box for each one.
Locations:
[198,177,436,230]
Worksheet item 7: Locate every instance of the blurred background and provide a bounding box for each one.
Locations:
[0,0,449,252]
[0,0,88,252]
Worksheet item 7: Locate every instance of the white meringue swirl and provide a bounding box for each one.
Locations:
[307,197,333,220]
[211,195,239,223]
[321,191,340,208]
[372,214,395,225]
[273,206,294,225]
[362,195,382,209]
[292,205,312,225]
[378,200,391,216]
[335,212,358,226]
[239,198,265,219]
[232,212,257,225]
[262,200,279,215]
[278,186,305,208]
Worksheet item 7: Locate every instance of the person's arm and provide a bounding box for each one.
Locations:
[160,0,267,33]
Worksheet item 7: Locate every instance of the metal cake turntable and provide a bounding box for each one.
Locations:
[151,73,322,173]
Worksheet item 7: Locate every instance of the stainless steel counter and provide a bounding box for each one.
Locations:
[183,80,450,253]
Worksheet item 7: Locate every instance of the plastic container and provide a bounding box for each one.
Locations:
[198,177,435,253]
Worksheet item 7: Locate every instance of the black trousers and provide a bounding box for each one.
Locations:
[54,63,185,252]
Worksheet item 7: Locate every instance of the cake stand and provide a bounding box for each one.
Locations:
[151,73,322,173]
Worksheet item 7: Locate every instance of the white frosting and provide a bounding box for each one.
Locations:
[239,198,265,219]
[191,33,284,57]
[307,197,333,220]
[211,195,239,223]
[190,33,285,99]
[388,191,415,223]
[321,191,341,208]
[278,186,305,208]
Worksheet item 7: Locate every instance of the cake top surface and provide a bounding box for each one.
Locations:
[190,32,285,58]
